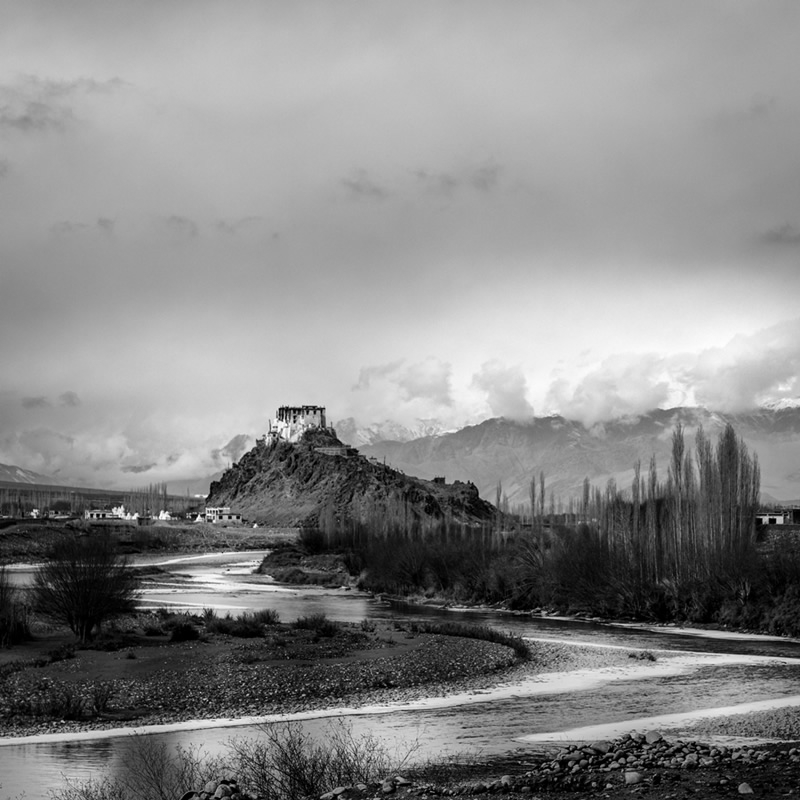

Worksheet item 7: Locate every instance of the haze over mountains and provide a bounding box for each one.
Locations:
[4,404,800,507]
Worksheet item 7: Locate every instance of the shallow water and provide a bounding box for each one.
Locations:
[3,552,800,799]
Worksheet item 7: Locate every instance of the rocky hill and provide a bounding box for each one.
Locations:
[358,406,800,507]
[205,428,497,527]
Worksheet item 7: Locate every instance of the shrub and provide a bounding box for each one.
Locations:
[206,609,279,638]
[48,643,76,663]
[170,621,200,642]
[293,613,339,637]
[228,720,418,799]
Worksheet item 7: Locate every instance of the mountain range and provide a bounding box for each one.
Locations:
[344,406,800,508]
[4,404,800,507]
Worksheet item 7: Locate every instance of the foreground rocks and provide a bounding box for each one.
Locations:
[178,734,800,799]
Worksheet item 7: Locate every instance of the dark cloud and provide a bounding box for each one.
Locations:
[470,163,501,192]
[0,75,128,134]
[760,223,800,247]
[472,361,534,421]
[163,215,199,237]
[0,159,9,178]
[97,218,115,234]
[21,396,50,409]
[413,169,459,196]
[121,464,156,474]
[50,221,89,235]
[413,162,501,196]
[216,216,262,235]
[714,93,778,128]
[341,169,388,200]
[58,391,81,407]
[0,101,73,132]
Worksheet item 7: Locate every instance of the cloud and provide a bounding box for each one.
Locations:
[760,223,800,246]
[354,358,452,405]
[211,433,252,464]
[689,319,800,412]
[545,318,800,425]
[0,159,9,178]
[163,215,199,237]
[471,360,534,420]
[353,360,406,391]
[58,391,81,407]
[21,396,51,409]
[341,169,388,200]
[545,355,673,427]
[97,218,115,234]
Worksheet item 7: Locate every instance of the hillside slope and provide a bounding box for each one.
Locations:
[205,429,497,527]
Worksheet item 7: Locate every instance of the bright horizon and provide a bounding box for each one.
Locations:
[3,2,800,488]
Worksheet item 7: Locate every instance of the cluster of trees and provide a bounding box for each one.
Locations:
[1,535,140,646]
[314,423,799,633]
[0,482,196,519]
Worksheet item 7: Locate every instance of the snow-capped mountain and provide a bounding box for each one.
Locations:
[333,417,456,446]
[0,463,65,485]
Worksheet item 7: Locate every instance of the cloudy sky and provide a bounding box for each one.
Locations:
[2,1,800,488]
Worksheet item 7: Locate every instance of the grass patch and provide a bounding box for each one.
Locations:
[204,609,280,638]
[408,621,530,660]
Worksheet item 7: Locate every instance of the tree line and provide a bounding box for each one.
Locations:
[310,423,800,634]
[0,481,197,518]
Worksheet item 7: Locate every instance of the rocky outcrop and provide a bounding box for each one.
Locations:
[206,429,497,527]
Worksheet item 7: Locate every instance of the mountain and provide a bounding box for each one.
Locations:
[0,462,66,486]
[333,417,455,446]
[205,428,496,527]
[357,406,800,507]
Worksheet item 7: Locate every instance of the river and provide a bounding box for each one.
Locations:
[2,551,800,799]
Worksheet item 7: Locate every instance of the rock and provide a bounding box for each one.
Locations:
[645,730,662,744]
[382,780,396,794]
[590,740,611,754]
[738,783,754,795]
[624,771,642,785]
[214,785,232,798]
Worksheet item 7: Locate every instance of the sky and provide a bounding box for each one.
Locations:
[2,1,800,488]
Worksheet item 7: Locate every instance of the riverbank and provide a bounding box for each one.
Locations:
[0,616,652,743]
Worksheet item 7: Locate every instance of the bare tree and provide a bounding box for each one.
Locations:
[32,535,140,643]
